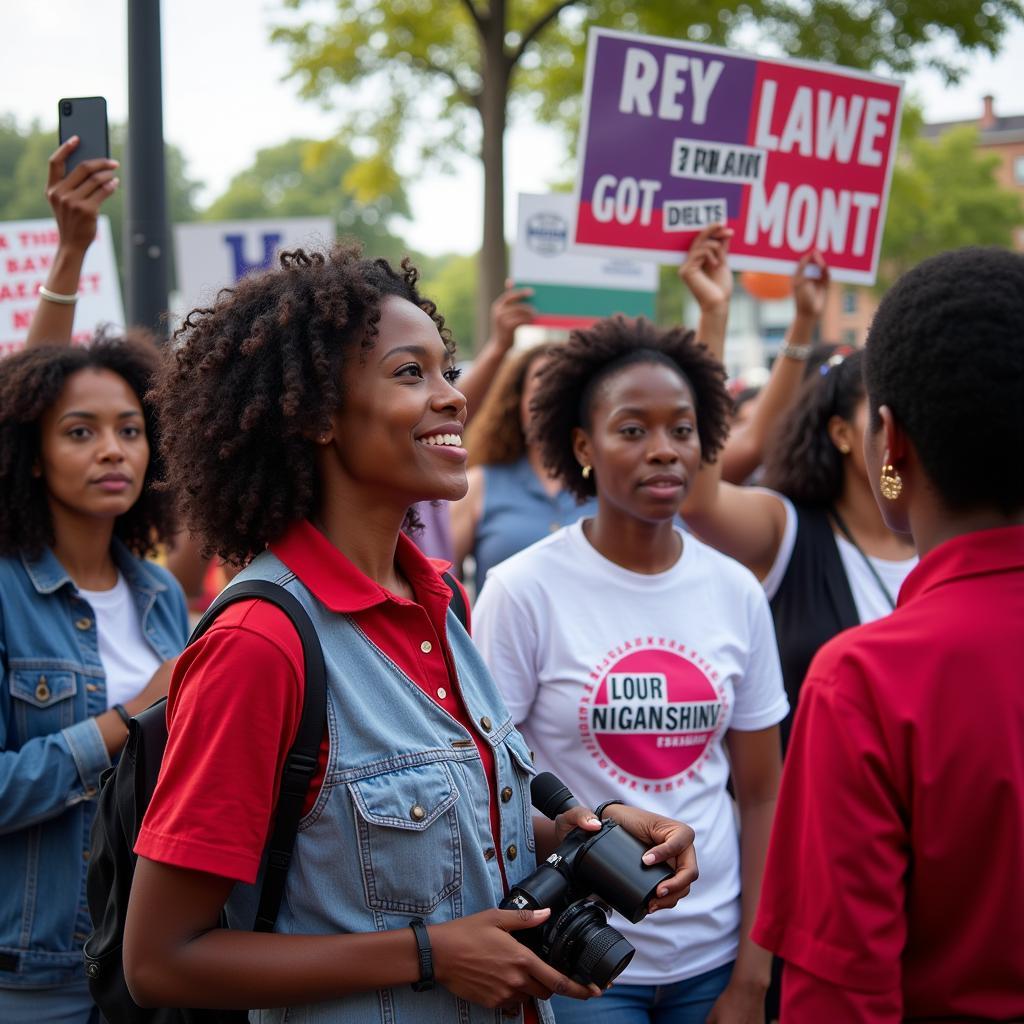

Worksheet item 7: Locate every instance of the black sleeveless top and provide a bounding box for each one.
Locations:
[768,504,859,750]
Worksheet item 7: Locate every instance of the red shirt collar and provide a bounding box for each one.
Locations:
[270,519,453,614]
[898,525,1024,607]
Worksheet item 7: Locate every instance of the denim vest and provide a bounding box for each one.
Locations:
[0,543,189,989]
[224,552,555,1024]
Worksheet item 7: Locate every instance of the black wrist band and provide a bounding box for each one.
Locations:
[112,703,132,729]
[594,799,625,820]
[408,918,435,992]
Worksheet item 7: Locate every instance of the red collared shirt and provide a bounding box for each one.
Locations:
[753,526,1024,1022]
[137,521,510,889]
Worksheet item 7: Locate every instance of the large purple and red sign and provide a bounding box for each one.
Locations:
[573,29,903,284]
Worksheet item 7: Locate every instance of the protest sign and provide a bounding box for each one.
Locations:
[512,193,657,329]
[174,218,334,316]
[0,216,123,355]
[573,28,903,284]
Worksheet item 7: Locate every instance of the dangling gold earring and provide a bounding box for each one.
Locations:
[880,463,903,500]
[581,465,592,480]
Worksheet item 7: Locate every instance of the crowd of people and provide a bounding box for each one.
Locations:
[0,134,1021,1024]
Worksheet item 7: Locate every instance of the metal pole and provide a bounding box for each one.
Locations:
[124,0,169,336]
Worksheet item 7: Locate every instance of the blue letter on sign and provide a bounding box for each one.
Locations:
[223,233,283,280]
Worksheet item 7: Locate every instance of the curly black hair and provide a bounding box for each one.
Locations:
[760,349,865,507]
[865,246,1024,515]
[531,316,731,502]
[152,244,452,565]
[0,332,174,558]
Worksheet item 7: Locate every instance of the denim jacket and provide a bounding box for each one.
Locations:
[224,552,555,1024]
[0,542,189,989]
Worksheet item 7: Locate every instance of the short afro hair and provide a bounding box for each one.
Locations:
[0,332,174,558]
[531,316,731,502]
[865,247,1024,515]
[152,244,451,565]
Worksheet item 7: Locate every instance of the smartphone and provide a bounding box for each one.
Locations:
[58,96,109,175]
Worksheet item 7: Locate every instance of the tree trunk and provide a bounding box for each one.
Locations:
[476,0,510,348]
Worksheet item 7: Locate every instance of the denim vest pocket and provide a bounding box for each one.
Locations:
[504,733,538,853]
[9,667,78,740]
[348,761,463,914]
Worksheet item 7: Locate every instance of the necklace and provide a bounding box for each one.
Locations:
[829,506,897,611]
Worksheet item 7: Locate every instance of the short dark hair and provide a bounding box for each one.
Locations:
[761,349,866,507]
[864,246,1024,515]
[531,316,731,502]
[151,245,451,565]
[0,332,174,558]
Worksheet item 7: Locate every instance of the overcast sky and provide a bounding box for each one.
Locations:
[3,2,1023,255]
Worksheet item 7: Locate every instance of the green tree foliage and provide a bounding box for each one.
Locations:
[0,116,203,285]
[203,136,410,265]
[272,0,1024,333]
[881,119,1023,288]
[414,251,479,354]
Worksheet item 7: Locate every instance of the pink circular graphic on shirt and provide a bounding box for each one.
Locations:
[581,646,724,781]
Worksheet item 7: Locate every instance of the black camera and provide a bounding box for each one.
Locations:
[499,773,672,988]
[61,100,73,116]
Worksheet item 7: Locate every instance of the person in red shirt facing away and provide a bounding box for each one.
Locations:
[752,246,1024,1022]
[122,244,699,1024]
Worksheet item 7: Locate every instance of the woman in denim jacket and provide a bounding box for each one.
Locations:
[123,246,699,1023]
[0,337,189,1023]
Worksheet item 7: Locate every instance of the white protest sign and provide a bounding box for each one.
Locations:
[511,193,657,329]
[174,218,334,317]
[0,216,123,355]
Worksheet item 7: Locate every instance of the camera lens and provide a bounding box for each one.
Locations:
[61,101,72,116]
[545,899,635,988]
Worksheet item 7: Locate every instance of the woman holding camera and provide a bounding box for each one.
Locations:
[123,246,697,1023]
[0,334,187,1024]
[473,228,787,1024]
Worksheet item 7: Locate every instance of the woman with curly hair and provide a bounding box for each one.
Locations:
[0,336,188,1023]
[679,236,916,750]
[452,341,597,587]
[473,287,789,1021]
[123,245,698,1023]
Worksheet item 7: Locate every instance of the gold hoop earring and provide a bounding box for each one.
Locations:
[880,463,903,501]
[581,465,592,480]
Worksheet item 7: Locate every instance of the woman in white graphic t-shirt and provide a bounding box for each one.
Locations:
[474,232,787,1024]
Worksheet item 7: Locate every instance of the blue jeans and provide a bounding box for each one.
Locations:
[550,961,734,1024]
[0,978,100,1023]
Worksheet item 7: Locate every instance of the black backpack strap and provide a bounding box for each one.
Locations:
[442,571,468,631]
[189,580,326,934]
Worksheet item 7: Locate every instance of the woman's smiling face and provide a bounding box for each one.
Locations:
[327,295,469,507]
[573,360,702,525]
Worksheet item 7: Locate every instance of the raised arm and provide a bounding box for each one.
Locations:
[25,136,120,348]
[720,251,830,484]
[678,228,788,580]
[457,286,535,422]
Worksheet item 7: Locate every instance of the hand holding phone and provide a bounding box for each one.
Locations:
[58,96,109,174]
[46,97,119,254]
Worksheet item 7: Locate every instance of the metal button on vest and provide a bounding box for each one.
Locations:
[35,677,50,702]
[500,786,513,803]
[506,844,518,861]
[420,640,432,654]
[479,716,492,732]
[75,617,92,631]
[437,687,448,700]
[410,804,426,822]
[483,847,496,861]
[85,962,99,979]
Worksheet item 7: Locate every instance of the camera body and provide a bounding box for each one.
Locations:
[498,774,673,988]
